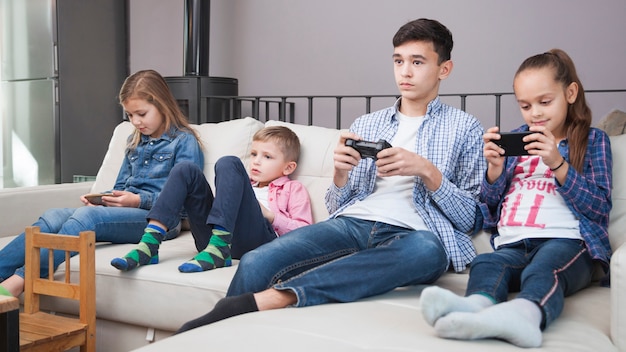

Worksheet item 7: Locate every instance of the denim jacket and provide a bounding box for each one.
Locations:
[112,128,204,210]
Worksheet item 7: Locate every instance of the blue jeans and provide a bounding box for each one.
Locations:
[0,206,179,280]
[227,216,448,307]
[466,238,593,329]
[147,158,276,258]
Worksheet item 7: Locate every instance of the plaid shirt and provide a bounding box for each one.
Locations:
[325,98,486,272]
[479,125,613,267]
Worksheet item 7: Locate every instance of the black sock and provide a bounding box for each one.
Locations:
[175,293,258,334]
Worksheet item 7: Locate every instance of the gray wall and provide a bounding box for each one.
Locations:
[129,0,626,131]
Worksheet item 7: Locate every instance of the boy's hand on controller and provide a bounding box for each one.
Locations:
[334,132,362,170]
[333,132,362,188]
[375,147,421,177]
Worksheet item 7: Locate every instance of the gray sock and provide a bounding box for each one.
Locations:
[421,286,493,326]
[434,298,543,348]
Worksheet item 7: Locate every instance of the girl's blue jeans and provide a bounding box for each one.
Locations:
[0,206,179,280]
[466,238,594,329]
[227,216,449,307]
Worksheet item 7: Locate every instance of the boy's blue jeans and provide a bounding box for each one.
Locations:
[227,216,449,307]
[0,206,179,280]
[466,238,594,329]
[146,157,276,259]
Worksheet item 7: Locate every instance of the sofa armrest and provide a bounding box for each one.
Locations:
[611,241,626,350]
[0,182,92,238]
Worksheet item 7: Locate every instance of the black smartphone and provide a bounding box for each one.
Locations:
[493,131,534,156]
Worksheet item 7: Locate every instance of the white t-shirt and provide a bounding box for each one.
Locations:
[253,185,269,209]
[338,112,428,231]
[495,155,581,248]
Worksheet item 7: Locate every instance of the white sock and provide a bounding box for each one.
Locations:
[434,298,543,348]
[420,286,493,326]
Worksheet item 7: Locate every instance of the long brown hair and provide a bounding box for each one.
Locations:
[118,69,201,149]
[514,49,591,172]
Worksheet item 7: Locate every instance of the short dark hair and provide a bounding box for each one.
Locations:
[392,18,453,64]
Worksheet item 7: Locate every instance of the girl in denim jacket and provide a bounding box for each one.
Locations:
[0,70,203,297]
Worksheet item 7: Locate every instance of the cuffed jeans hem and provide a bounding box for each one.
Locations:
[272,285,301,308]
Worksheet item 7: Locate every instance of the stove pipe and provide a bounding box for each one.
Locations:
[184,0,210,76]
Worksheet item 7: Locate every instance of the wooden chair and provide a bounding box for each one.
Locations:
[19,226,96,352]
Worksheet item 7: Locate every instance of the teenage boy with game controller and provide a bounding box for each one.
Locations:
[176,18,487,333]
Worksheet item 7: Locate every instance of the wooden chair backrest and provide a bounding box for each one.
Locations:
[22,226,96,352]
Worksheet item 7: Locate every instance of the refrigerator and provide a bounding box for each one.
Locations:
[0,0,128,188]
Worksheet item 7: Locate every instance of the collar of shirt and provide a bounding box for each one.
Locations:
[139,127,178,144]
[251,175,291,188]
[393,96,443,120]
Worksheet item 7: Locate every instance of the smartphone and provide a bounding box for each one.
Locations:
[493,132,534,156]
[84,193,115,205]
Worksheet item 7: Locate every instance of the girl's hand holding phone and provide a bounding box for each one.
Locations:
[82,190,140,208]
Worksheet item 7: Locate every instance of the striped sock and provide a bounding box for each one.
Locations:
[111,224,165,271]
[178,226,232,273]
[0,285,12,297]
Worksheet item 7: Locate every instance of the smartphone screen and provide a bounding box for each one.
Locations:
[494,132,533,156]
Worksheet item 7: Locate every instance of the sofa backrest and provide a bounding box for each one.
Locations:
[91,117,338,224]
[92,117,263,192]
[91,118,626,256]
[264,120,341,222]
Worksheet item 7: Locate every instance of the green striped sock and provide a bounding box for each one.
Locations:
[0,285,12,297]
[178,228,232,273]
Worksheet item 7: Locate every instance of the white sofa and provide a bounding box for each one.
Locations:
[1,117,625,351]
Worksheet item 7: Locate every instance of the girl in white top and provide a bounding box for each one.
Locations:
[420,49,613,348]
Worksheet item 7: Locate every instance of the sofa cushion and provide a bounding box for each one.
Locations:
[130,272,614,352]
[194,117,264,188]
[90,121,134,193]
[90,117,265,193]
[264,120,342,222]
[598,109,626,136]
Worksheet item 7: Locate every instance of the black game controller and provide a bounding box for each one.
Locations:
[345,139,392,159]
